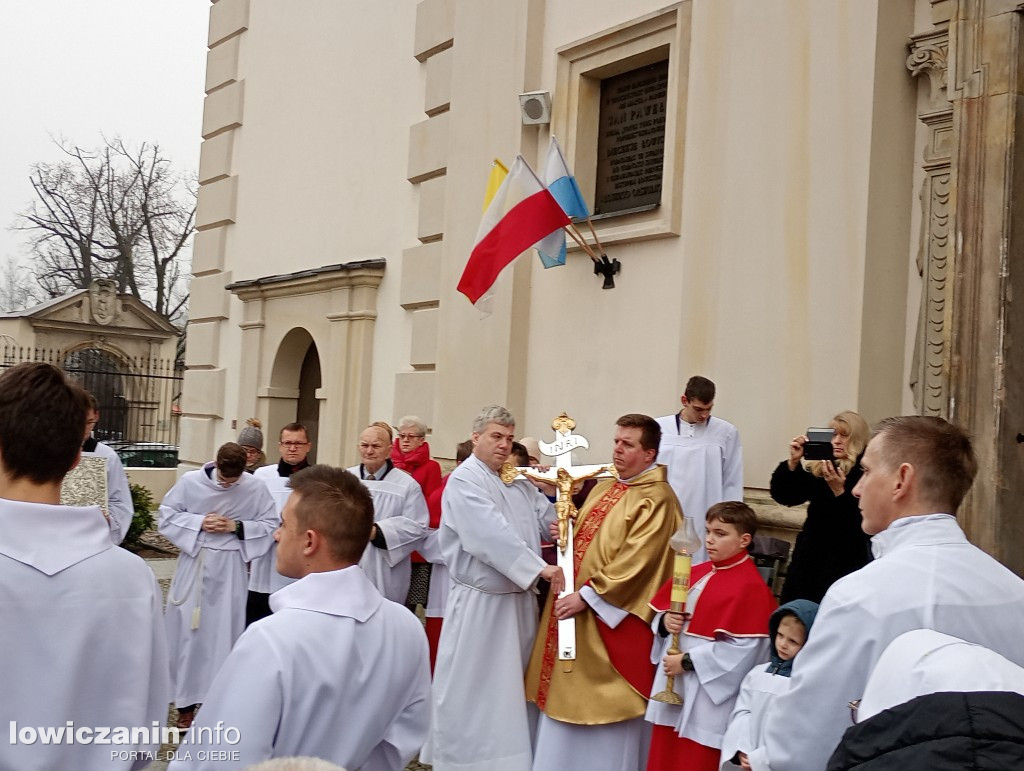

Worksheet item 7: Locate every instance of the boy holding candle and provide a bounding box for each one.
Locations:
[645,502,777,771]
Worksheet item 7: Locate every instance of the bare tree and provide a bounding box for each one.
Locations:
[13,137,195,323]
[0,254,44,313]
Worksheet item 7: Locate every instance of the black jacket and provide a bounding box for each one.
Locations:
[770,456,871,604]
[826,691,1024,770]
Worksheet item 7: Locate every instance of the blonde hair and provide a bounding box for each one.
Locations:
[807,410,870,478]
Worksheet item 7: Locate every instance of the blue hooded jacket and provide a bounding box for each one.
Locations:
[765,599,818,676]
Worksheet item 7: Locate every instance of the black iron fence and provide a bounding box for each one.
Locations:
[0,345,183,447]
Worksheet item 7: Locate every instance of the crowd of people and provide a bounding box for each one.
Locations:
[2,363,1024,771]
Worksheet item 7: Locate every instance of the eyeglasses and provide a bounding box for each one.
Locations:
[243,447,261,455]
[280,441,309,448]
[359,442,385,451]
[397,433,424,441]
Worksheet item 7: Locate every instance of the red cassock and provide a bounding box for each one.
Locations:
[646,551,777,771]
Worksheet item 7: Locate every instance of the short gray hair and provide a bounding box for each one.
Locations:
[397,415,427,436]
[472,405,515,434]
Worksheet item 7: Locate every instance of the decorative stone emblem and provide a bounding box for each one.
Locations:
[89,279,118,325]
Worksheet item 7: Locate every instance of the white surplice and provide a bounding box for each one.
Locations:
[422,453,555,771]
[247,463,299,594]
[170,565,431,771]
[348,464,429,603]
[857,628,1024,722]
[0,498,169,771]
[655,414,742,563]
[82,440,134,544]
[646,572,769,749]
[159,464,278,707]
[719,668,790,770]
[752,514,1024,771]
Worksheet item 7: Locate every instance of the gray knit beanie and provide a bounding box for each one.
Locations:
[238,418,264,450]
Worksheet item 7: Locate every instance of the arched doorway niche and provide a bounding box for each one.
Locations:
[264,327,322,462]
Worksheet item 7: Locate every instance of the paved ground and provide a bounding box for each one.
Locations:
[142,555,432,770]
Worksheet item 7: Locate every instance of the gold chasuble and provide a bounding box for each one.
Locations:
[526,464,681,724]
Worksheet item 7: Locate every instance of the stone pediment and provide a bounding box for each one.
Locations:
[1,288,178,339]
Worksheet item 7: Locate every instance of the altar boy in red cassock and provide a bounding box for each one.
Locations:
[645,502,777,771]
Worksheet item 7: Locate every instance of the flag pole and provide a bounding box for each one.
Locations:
[584,217,608,256]
[564,224,599,262]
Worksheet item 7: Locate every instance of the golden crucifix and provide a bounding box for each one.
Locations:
[499,413,616,660]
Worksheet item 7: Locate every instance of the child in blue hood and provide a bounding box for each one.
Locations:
[719,599,819,769]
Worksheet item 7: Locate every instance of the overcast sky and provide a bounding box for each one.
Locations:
[0,1,208,270]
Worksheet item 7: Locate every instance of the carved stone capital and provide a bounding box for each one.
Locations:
[907,32,949,106]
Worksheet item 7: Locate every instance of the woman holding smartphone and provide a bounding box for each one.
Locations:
[770,411,872,604]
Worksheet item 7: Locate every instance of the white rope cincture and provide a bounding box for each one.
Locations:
[168,547,206,630]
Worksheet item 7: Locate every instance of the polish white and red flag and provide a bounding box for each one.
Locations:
[457,155,570,313]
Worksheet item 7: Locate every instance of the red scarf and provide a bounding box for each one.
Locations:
[650,551,776,640]
[392,439,431,471]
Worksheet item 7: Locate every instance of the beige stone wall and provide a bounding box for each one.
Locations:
[185,0,921,494]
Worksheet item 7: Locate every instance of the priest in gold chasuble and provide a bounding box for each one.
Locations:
[526,414,681,771]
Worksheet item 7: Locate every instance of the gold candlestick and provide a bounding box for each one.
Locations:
[652,517,702,705]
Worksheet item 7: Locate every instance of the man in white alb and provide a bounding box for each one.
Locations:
[0,363,168,770]
[160,442,279,728]
[348,422,429,603]
[246,421,313,626]
[656,375,742,563]
[171,465,430,770]
[753,416,1024,771]
[423,405,564,771]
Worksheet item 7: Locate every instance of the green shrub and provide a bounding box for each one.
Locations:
[125,483,156,547]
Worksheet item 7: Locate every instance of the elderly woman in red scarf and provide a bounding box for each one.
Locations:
[393,416,443,618]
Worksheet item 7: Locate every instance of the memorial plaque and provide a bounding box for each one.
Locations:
[594,60,669,216]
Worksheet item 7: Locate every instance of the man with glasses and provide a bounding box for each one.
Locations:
[246,422,313,626]
[348,422,429,603]
[160,442,278,729]
[656,375,743,563]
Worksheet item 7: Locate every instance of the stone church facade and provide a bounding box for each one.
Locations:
[181,0,1023,572]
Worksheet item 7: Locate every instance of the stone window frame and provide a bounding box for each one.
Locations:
[553,2,691,246]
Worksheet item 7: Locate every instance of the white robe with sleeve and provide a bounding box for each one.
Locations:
[82,440,134,545]
[0,498,169,771]
[751,514,1024,771]
[645,572,770,749]
[418,527,448,618]
[421,453,556,771]
[170,565,431,771]
[348,464,429,603]
[655,414,743,563]
[719,668,790,769]
[247,463,300,594]
[159,464,279,707]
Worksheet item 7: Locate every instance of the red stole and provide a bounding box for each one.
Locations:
[651,551,776,640]
[536,481,655,709]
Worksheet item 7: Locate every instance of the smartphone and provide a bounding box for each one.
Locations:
[804,427,836,461]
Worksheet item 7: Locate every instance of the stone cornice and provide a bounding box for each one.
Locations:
[227,260,386,302]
